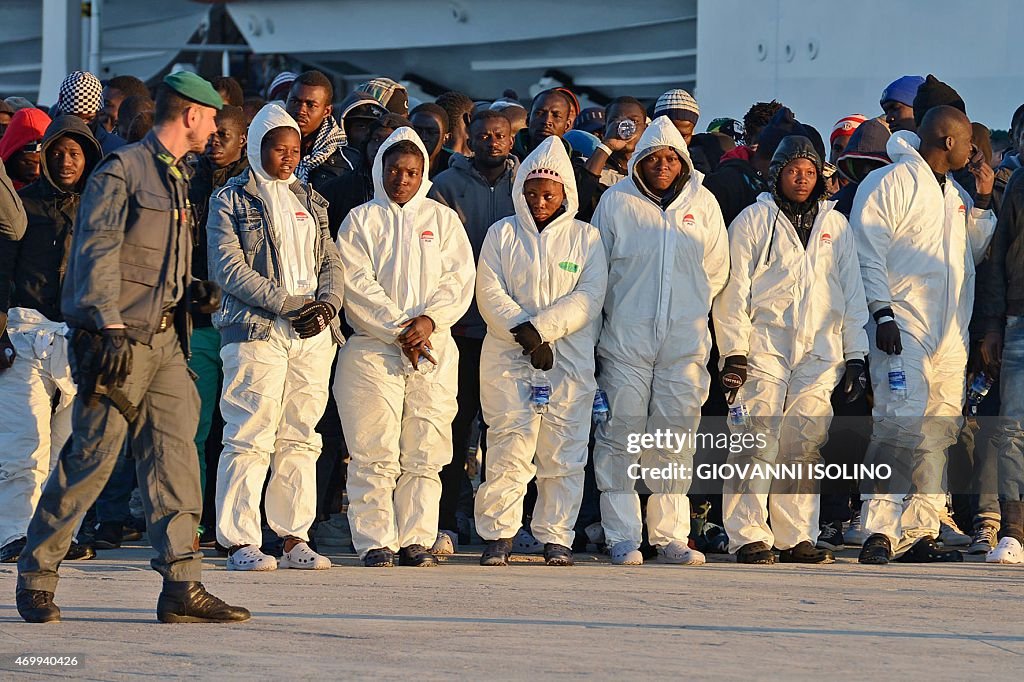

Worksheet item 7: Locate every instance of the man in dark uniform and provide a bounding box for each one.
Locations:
[16,72,250,624]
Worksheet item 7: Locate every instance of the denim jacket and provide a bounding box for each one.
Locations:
[206,167,345,346]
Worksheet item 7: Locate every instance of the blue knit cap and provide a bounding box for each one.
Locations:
[880,75,925,108]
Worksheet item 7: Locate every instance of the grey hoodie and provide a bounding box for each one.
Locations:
[428,152,517,338]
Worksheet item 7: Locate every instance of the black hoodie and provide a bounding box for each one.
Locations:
[768,135,827,249]
[0,115,101,321]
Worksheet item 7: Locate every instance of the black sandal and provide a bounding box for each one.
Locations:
[480,538,514,566]
[736,541,776,564]
[895,537,964,563]
[858,534,893,564]
[363,547,394,567]
[544,543,574,566]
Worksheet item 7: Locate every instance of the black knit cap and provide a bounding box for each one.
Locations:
[912,74,965,127]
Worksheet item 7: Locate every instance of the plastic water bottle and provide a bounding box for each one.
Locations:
[888,356,908,400]
[530,369,551,414]
[592,388,610,424]
[966,372,994,416]
[727,402,750,428]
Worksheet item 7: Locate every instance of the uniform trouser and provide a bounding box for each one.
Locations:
[337,333,459,557]
[594,351,708,548]
[215,319,335,548]
[188,326,223,494]
[996,316,1024,540]
[0,310,75,547]
[474,354,593,548]
[860,331,965,546]
[440,335,483,533]
[722,359,840,553]
[17,326,202,592]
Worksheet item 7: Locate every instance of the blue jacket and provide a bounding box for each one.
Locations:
[206,167,345,346]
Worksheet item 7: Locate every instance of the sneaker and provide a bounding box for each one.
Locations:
[656,540,706,565]
[859,533,893,564]
[736,541,775,564]
[986,537,1024,564]
[226,544,277,571]
[845,515,869,547]
[279,541,332,570]
[398,544,438,567]
[0,537,27,563]
[779,540,835,564]
[91,522,123,550]
[16,588,60,623]
[197,527,218,549]
[816,520,845,551]
[156,581,251,623]
[938,510,971,546]
[543,543,574,566]
[431,530,457,556]
[480,538,514,566]
[363,547,395,567]
[512,527,544,554]
[895,536,963,563]
[969,524,999,555]
[64,541,96,561]
[609,540,644,566]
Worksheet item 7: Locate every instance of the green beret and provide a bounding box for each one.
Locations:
[163,71,223,110]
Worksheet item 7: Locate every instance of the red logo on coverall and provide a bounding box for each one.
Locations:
[958,205,966,216]
[682,213,695,226]
[820,232,832,245]
[420,230,434,242]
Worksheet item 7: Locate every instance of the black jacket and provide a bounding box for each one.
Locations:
[703,157,768,227]
[308,148,356,194]
[189,153,249,327]
[0,115,101,321]
[979,167,1024,331]
[319,166,374,239]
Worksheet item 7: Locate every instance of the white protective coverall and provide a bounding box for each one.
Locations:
[851,130,996,545]
[0,308,75,547]
[213,104,343,548]
[473,137,607,548]
[335,127,475,557]
[592,117,729,549]
[712,136,869,552]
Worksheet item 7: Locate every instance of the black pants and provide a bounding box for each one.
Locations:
[439,335,484,533]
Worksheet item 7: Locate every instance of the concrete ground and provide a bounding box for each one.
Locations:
[0,544,1021,680]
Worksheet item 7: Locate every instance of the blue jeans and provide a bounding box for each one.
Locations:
[998,316,1024,501]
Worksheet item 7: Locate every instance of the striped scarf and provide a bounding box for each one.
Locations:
[295,116,345,183]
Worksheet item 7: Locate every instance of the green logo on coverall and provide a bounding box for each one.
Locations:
[558,261,579,273]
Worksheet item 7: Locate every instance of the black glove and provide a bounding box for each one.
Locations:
[291,300,336,339]
[720,355,748,405]
[0,330,15,372]
[190,280,222,314]
[842,359,867,404]
[874,309,902,355]
[529,342,554,371]
[98,328,133,387]
[510,321,544,354]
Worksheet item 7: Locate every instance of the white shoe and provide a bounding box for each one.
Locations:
[609,540,643,565]
[986,537,1024,564]
[584,522,605,546]
[845,515,868,547]
[938,511,971,546]
[431,530,457,556]
[512,527,544,554]
[656,540,705,566]
[227,544,277,571]
[279,541,332,570]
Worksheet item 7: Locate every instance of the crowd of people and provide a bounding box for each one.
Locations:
[1,64,1022,625]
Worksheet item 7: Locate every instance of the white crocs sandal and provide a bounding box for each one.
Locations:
[610,540,644,565]
[227,544,277,571]
[279,541,332,570]
[431,530,457,556]
[656,540,706,565]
